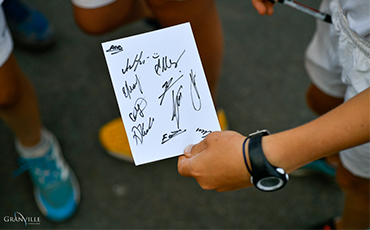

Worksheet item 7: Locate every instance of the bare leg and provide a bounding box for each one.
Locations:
[72,0,153,35]
[0,54,81,221]
[306,84,344,116]
[336,161,370,229]
[306,84,344,167]
[0,54,42,147]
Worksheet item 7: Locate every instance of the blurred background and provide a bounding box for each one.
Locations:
[0,0,344,229]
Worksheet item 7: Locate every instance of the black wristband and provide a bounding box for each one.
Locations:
[248,130,289,192]
[242,137,253,176]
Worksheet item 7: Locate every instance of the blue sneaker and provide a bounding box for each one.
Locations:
[13,130,80,222]
[2,0,56,50]
[292,159,336,177]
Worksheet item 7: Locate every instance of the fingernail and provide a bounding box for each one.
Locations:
[184,144,194,154]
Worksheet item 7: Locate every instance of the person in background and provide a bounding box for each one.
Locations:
[0,0,80,222]
[178,0,370,229]
[2,0,55,50]
[71,0,227,162]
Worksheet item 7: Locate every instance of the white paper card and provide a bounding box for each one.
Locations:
[102,23,220,165]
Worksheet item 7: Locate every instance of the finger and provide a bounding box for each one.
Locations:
[251,0,268,15]
[265,0,275,15]
[179,139,208,176]
[183,144,194,157]
[251,0,274,15]
[183,138,207,158]
[177,155,192,177]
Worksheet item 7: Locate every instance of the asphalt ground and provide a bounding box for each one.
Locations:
[0,0,344,229]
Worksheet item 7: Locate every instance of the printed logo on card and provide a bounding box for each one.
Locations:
[106,44,123,55]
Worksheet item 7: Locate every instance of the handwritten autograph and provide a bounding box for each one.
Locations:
[154,50,186,76]
[120,50,208,147]
[129,97,147,122]
[195,127,212,138]
[161,129,187,144]
[132,117,155,145]
[122,74,143,99]
[172,86,183,129]
[189,69,201,111]
[122,51,145,74]
[158,75,183,106]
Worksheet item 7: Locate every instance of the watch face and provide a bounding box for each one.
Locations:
[256,177,284,191]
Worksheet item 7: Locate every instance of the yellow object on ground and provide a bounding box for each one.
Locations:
[99,109,228,162]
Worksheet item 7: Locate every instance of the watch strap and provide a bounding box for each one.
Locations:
[248,132,269,181]
[242,137,253,175]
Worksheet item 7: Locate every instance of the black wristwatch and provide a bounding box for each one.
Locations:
[243,129,289,192]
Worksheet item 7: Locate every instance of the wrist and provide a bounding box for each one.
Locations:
[261,134,284,170]
[262,132,299,174]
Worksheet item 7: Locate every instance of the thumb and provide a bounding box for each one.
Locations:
[184,144,195,157]
[178,139,207,177]
[183,138,208,158]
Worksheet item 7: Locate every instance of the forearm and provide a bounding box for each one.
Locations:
[263,88,370,173]
[178,88,369,192]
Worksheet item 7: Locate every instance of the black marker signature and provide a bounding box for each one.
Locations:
[189,69,202,111]
[172,86,183,129]
[195,128,212,138]
[122,51,145,74]
[122,74,143,99]
[161,129,187,144]
[131,117,154,145]
[129,97,147,122]
[154,50,186,76]
[158,75,183,106]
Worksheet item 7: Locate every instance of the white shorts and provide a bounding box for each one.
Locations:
[0,6,13,67]
[305,0,370,179]
[71,0,187,9]
[71,0,116,9]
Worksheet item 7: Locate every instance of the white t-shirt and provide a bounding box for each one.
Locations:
[0,0,13,67]
[339,0,370,41]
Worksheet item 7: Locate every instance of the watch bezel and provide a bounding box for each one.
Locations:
[256,176,285,191]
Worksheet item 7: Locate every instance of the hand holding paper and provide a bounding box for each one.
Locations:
[178,131,252,192]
